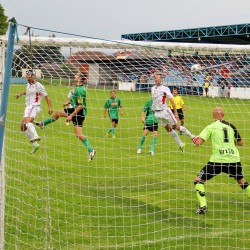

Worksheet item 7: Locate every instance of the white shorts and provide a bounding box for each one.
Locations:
[23,105,41,118]
[154,107,177,127]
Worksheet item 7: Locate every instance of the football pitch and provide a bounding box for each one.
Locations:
[3,84,250,249]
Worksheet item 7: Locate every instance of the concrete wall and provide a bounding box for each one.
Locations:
[209,86,250,99]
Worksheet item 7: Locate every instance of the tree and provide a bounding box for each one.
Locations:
[0,4,8,35]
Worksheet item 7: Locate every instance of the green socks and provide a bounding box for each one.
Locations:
[111,126,115,136]
[43,117,56,126]
[139,136,146,149]
[82,138,93,153]
[150,138,157,152]
[138,137,157,151]
[107,126,116,135]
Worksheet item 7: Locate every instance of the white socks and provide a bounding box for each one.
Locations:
[169,130,183,147]
[24,122,38,140]
[179,126,194,139]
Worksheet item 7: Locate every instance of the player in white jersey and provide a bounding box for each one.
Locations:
[151,72,196,152]
[15,70,53,154]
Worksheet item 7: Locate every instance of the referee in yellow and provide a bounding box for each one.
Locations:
[169,88,186,134]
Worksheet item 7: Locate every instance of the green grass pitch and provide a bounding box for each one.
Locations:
[3,84,250,249]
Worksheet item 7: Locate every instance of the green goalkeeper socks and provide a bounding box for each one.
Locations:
[195,183,207,207]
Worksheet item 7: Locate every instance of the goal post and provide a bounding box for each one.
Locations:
[0,18,17,250]
[1,26,250,249]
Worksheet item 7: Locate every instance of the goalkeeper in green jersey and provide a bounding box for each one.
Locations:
[192,107,250,214]
[137,99,158,155]
[36,72,96,162]
[104,90,123,139]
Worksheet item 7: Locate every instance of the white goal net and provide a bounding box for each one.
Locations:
[1,30,250,249]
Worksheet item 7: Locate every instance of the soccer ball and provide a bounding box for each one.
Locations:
[191,64,202,71]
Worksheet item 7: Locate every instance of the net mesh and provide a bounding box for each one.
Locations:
[1,30,250,249]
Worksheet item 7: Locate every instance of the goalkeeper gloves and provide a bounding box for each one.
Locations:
[192,136,199,146]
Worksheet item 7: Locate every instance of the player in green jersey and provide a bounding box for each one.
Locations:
[36,72,96,162]
[104,90,123,139]
[137,99,158,155]
[192,107,250,214]
[35,89,74,129]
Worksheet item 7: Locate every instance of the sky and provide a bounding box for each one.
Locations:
[1,0,250,40]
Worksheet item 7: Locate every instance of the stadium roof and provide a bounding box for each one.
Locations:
[121,23,250,45]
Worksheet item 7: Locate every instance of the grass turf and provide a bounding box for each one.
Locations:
[3,84,250,249]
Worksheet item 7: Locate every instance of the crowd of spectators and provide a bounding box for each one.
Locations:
[118,55,250,90]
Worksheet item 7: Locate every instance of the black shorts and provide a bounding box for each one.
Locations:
[64,108,85,127]
[197,161,244,181]
[111,118,119,124]
[64,108,74,116]
[171,108,184,120]
[144,123,158,132]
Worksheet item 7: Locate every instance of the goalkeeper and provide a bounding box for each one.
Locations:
[193,107,250,214]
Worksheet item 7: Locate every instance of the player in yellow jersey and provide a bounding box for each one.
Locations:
[204,74,212,97]
[169,88,186,134]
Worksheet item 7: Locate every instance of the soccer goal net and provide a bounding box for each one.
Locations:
[1,27,250,249]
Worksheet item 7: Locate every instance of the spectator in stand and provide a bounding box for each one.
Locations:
[218,79,226,97]
[218,65,231,97]
[220,65,230,79]
[225,83,232,98]
[140,73,148,83]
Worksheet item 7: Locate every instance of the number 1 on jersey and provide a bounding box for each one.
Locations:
[223,128,229,143]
